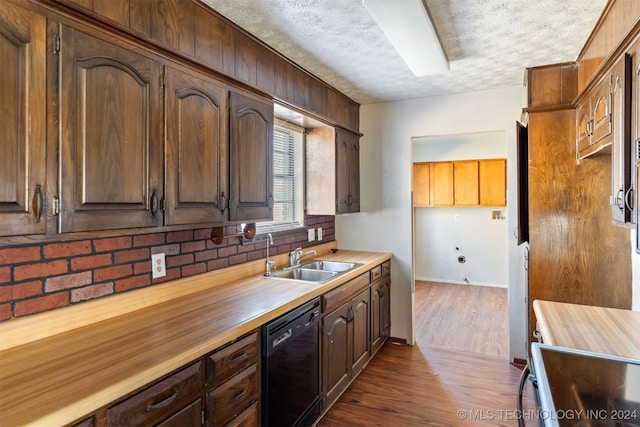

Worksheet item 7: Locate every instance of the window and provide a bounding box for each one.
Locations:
[255,119,304,234]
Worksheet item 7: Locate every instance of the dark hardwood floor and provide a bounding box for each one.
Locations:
[318,282,536,426]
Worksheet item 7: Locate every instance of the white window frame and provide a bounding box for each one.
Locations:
[255,119,305,235]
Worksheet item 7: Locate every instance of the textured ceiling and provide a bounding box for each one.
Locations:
[201,0,607,105]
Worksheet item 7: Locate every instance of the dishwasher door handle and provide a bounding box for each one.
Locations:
[272,328,292,348]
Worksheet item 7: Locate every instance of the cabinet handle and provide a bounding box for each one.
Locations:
[616,187,625,210]
[268,194,274,208]
[146,389,178,411]
[218,192,227,213]
[347,194,352,207]
[150,190,158,218]
[228,387,246,403]
[228,350,247,364]
[625,186,635,212]
[32,184,44,223]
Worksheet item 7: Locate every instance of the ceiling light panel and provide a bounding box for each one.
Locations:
[362,0,449,77]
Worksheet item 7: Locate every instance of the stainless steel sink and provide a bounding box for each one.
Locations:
[300,260,362,273]
[262,259,362,284]
[269,268,338,283]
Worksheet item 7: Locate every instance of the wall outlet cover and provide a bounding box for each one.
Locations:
[317,228,323,241]
[308,228,315,242]
[151,253,166,279]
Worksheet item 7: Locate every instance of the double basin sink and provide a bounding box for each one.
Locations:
[266,260,362,284]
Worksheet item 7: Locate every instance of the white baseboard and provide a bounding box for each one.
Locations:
[415,277,507,289]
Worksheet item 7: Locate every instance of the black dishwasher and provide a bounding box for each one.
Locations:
[262,297,321,427]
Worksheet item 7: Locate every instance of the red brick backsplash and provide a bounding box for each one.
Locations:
[0,215,335,322]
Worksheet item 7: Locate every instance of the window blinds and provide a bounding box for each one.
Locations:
[256,120,304,234]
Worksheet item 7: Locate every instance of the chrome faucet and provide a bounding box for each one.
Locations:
[289,247,317,267]
[264,233,276,276]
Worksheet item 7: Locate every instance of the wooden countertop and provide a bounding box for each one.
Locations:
[533,300,640,359]
[0,243,391,426]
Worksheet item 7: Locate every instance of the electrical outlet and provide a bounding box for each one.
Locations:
[308,228,315,242]
[151,253,166,279]
[317,228,323,241]
[454,214,460,223]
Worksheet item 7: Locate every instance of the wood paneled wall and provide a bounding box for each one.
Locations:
[52,0,359,131]
[577,0,640,92]
[527,109,631,344]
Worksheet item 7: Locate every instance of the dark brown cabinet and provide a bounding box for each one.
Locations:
[610,53,632,225]
[165,66,229,226]
[576,66,613,159]
[59,25,164,232]
[371,262,391,355]
[229,91,274,222]
[323,287,368,404]
[321,274,370,409]
[205,331,260,427]
[107,362,203,426]
[0,1,47,236]
[335,129,361,214]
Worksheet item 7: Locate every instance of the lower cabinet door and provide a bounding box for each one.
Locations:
[350,288,370,375]
[370,281,383,354]
[158,400,202,427]
[322,302,350,408]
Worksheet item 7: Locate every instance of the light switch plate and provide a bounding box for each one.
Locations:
[317,228,323,241]
[151,253,166,279]
[308,228,315,242]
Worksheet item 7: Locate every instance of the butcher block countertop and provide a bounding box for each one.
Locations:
[533,300,640,359]
[0,241,391,426]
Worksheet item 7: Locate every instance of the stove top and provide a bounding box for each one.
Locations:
[530,343,640,427]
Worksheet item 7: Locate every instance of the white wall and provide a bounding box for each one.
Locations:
[335,86,527,359]
[413,132,508,287]
[414,208,508,286]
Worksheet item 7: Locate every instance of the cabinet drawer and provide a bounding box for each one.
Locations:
[157,399,202,427]
[226,401,259,427]
[370,265,382,282]
[107,362,203,427]
[322,272,370,314]
[207,364,259,427]
[207,332,259,389]
[382,261,391,277]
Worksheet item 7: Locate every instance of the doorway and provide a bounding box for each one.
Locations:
[411,131,510,358]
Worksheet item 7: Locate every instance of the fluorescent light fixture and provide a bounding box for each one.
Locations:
[363,0,449,76]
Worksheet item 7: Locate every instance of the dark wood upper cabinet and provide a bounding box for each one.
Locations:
[59,26,163,232]
[610,53,632,225]
[229,91,274,222]
[0,2,47,237]
[164,66,229,226]
[335,129,360,214]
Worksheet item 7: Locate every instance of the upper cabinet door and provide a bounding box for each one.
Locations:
[479,159,507,206]
[453,161,479,206]
[229,91,274,222]
[165,67,228,225]
[429,162,454,206]
[59,26,163,232]
[610,53,632,225]
[335,129,360,214]
[0,3,46,236]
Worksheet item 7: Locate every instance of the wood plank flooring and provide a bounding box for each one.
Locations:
[415,281,509,358]
[318,281,535,426]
